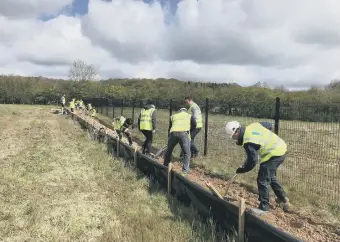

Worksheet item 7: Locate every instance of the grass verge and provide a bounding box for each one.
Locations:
[0,104,235,242]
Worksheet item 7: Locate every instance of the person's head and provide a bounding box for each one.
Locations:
[179,107,187,113]
[184,96,194,106]
[225,121,241,140]
[125,118,133,126]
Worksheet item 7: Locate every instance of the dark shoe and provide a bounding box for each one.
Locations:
[276,197,290,212]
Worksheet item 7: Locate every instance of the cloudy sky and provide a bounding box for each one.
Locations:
[0,0,339,89]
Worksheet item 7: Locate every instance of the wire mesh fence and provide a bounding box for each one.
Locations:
[86,97,340,207]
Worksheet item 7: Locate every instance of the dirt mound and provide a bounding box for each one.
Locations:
[72,111,340,242]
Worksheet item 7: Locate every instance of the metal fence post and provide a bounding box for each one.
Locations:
[121,99,124,116]
[100,98,103,114]
[274,97,280,135]
[169,99,173,135]
[106,98,109,116]
[204,98,209,156]
[132,99,135,123]
[112,99,115,119]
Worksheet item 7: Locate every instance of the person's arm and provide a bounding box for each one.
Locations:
[152,111,156,130]
[168,118,172,135]
[236,143,261,173]
[137,113,141,130]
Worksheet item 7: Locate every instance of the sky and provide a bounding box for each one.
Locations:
[0,0,340,89]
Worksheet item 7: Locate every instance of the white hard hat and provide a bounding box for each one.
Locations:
[225,121,241,138]
[179,108,187,112]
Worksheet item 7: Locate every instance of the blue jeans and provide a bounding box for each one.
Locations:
[257,155,286,211]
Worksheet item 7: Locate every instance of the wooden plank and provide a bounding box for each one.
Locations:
[205,181,223,199]
[167,163,173,195]
[238,198,246,242]
[134,147,138,169]
[117,139,120,157]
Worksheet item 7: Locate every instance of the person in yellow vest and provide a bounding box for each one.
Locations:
[60,94,66,115]
[185,96,203,159]
[113,116,134,146]
[163,107,192,174]
[90,106,96,117]
[138,100,156,155]
[69,98,76,113]
[225,121,290,214]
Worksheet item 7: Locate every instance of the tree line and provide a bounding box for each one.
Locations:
[1,71,340,122]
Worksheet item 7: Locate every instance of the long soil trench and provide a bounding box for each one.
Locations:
[74,109,340,242]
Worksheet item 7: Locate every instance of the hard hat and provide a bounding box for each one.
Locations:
[225,121,241,138]
[179,108,187,112]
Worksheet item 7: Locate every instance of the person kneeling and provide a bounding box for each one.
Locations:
[113,116,134,146]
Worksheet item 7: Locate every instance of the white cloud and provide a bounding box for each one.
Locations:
[0,0,73,18]
[1,0,340,88]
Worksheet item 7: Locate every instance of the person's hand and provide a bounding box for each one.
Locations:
[236,167,246,174]
[152,130,156,134]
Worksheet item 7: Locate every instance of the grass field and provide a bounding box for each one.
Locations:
[0,104,234,242]
[97,106,340,222]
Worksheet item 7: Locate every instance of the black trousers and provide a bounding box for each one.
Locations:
[141,130,153,154]
[257,155,286,211]
[190,128,201,156]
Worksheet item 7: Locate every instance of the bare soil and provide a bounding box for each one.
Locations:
[75,110,340,242]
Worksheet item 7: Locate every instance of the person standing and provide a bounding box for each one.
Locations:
[138,100,156,156]
[185,96,203,158]
[163,107,192,174]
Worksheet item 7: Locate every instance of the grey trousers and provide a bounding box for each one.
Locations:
[163,132,191,172]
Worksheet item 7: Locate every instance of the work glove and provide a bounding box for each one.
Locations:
[236,167,247,174]
[152,129,156,134]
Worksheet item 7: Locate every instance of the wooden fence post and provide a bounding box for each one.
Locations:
[117,139,120,158]
[167,163,173,195]
[134,147,138,169]
[238,198,246,242]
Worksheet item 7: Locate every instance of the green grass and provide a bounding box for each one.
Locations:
[97,106,340,222]
[0,104,235,242]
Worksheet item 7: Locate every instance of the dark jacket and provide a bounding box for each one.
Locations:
[138,104,156,130]
[236,122,273,173]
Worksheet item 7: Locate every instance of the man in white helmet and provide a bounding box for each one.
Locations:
[225,121,290,214]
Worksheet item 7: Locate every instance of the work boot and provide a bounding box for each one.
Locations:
[249,208,268,216]
[276,197,290,212]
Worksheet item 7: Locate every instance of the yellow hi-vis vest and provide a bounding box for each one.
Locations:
[170,112,191,133]
[69,101,75,109]
[188,102,203,128]
[139,108,155,131]
[115,116,126,131]
[90,108,96,117]
[243,123,287,163]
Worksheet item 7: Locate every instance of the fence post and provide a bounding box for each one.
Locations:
[112,99,115,119]
[169,99,173,135]
[100,98,103,114]
[106,99,109,116]
[134,147,138,169]
[204,98,209,156]
[238,198,246,242]
[132,99,135,123]
[274,97,280,135]
[121,99,124,116]
[167,163,173,195]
